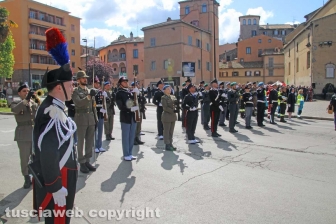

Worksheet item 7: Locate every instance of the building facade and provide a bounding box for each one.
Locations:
[98,33,145,85]
[219,35,284,84]
[141,0,219,87]
[80,45,99,70]
[0,0,81,90]
[239,15,295,43]
[284,0,336,93]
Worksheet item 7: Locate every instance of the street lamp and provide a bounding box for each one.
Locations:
[82,38,87,72]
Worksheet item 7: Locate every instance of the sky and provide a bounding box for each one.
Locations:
[6,0,327,48]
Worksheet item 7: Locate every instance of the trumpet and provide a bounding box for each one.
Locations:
[32,89,44,105]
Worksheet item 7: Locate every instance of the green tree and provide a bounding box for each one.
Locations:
[0,7,18,44]
[0,32,15,78]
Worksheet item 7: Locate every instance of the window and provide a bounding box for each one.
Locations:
[150,38,156,47]
[72,62,75,68]
[269,69,274,76]
[282,30,286,35]
[252,30,257,36]
[326,63,335,78]
[55,17,62,25]
[274,30,278,35]
[232,72,239,76]
[253,19,257,25]
[263,31,267,35]
[29,11,36,19]
[296,42,299,52]
[133,65,138,74]
[219,72,224,77]
[258,39,262,43]
[248,19,251,25]
[151,61,156,70]
[71,24,75,31]
[243,19,246,25]
[39,13,45,21]
[71,37,75,44]
[258,49,262,57]
[40,56,46,64]
[254,71,261,76]
[307,51,310,69]
[246,47,251,54]
[206,62,211,71]
[185,6,190,15]
[188,36,192,45]
[196,39,201,48]
[120,53,126,59]
[198,60,201,69]
[268,39,272,43]
[133,49,138,58]
[245,71,252,76]
[202,4,207,13]
[296,58,299,72]
[71,50,75,56]
[288,62,291,75]
[163,60,169,70]
[206,43,210,51]
[226,56,230,61]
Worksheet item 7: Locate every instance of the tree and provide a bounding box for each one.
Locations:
[0,32,15,78]
[85,59,114,83]
[0,7,18,44]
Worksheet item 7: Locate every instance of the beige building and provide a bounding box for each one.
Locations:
[141,0,219,87]
[80,45,99,70]
[284,0,336,93]
[0,0,81,90]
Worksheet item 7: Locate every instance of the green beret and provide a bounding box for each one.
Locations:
[182,83,186,87]
[204,83,208,87]
[230,82,237,86]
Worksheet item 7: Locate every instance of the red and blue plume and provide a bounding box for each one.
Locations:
[45,28,70,66]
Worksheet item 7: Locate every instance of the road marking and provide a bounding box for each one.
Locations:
[0,129,14,133]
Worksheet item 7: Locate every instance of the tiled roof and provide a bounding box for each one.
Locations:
[259,24,295,30]
[219,61,263,69]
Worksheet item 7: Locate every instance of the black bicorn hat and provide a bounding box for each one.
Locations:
[186,78,192,83]
[157,80,163,87]
[210,79,218,84]
[200,80,205,84]
[187,83,195,91]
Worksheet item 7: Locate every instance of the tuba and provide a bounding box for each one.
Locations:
[32,89,44,105]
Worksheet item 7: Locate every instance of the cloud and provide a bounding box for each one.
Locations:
[285,21,301,25]
[246,7,274,24]
[80,26,121,48]
[218,9,242,44]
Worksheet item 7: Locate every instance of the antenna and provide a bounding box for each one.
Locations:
[137,20,138,37]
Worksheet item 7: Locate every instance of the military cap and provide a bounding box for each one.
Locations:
[210,79,218,84]
[131,81,139,86]
[200,80,205,84]
[104,81,110,86]
[219,82,224,86]
[253,82,257,85]
[94,76,100,83]
[204,83,209,87]
[187,83,195,91]
[186,78,192,83]
[163,85,171,90]
[230,82,237,86]
[226,82,231,86]
[157,80,163,87]
[18,84,29,92]
[118,77,128,84]
[76,71,89,80]
[182,83,186,87]
[247,82,252,86]
[258,82,264,87]
[245,86,250,89]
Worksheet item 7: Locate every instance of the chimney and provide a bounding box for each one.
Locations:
[130,32,133,40]
[167,17,172,22]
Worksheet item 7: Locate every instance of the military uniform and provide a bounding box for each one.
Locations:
[278,90,288,122]
[94,86,106,152]
[133,82,146,145]
[153,80,165,138]
[242,87,253,128]
[209,80,221,137]
[218,84,228,126]
[181,79,191,127]
[11,84,38,188]
[269,86,279,124]
[161,88,177,150]
[202,87,211,129]
[227,82,240,132]
[182,84,199,144]
[239,87,246,118]
[256,83,266,126]
[104,88,115,140]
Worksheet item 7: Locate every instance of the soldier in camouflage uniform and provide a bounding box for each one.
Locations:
[103,81,115,141]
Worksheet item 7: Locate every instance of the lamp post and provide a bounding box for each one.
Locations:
[82,38,88,72]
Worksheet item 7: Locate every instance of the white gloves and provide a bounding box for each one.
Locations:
[288,105,291,108]
[100,108,106,114]
[102,91,108,97]
[159,103,162,106]
[198,92,203,96]
[132,87,140,95]
[190,107,197,111]
[219,105,224,111]
[249,97,253,100]
[221,93,227,98]
[52,187,68,207]
[131,106,139,112]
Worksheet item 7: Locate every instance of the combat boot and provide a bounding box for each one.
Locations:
[23,175,31,189]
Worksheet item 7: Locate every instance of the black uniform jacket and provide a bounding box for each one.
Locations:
[269,89,278,105]
[116,88,136,124]
[182,93,198,112]
[242,92,254,107]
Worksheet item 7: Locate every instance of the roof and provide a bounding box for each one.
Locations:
[239,15,260,19]
[259,24,295,30]
[218,43,237,54]
[178,0,219,5]
[98,36,144,51]
[219,61,263,69]
[141,19,211,34]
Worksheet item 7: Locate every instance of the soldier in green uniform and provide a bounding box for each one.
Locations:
[103,81,115,141]
[131,81,145,145]
[227,82,240,133]
[72,71,98,173]
[11,84,39,188]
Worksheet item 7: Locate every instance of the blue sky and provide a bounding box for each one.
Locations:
[2,0,326,47]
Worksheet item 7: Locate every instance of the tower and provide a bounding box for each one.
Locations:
[239,15,260,40]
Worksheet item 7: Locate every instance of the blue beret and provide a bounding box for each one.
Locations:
[104,81,110,85]
[258,82,264,87]
[163,85,170,90]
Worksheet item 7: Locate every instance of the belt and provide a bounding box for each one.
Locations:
[76,108,93,114]
[17,120,34,126]
[257,100,265,103]
[96,104,103,107]
[246,101,253,104]
[272,100,278,103]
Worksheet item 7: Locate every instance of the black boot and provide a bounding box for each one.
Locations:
[165,144,174,151]
[85,162,97,171]
[280,117,287,123]
[133,139,139,145]
[135,137,144,145]
[170,144,177,151]
[106,134,111,141]
[80,163,90,173]
[23,175,31,189]
[109,134,115,140]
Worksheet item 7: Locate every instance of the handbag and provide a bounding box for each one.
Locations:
[327,105,334,114]
[28,160,45,188]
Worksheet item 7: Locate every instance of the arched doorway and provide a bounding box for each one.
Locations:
[112,49,118,62]
[119,62,126,74]
[119,48,126,61]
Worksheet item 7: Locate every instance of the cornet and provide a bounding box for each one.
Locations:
[32,89,44,105]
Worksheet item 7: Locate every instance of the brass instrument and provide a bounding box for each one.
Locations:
[31,89,44,105]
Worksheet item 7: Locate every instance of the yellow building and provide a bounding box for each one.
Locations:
[284,0,336,93]
[0,0,81,90]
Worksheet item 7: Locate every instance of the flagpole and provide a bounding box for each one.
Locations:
[93,37,95,85]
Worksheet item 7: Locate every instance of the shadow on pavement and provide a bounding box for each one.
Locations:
[277,124,295,130]
[263,126,282,134]
[230,132,253,143]
[0,188,31,217]
[186,143,212,160]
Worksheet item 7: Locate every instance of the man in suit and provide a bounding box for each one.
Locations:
[11,84,39,188]
[103,81,115,141]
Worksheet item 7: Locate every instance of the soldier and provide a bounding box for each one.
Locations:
[11,84,39,188]
[202,84,211,130]
[153,80,164,139]
[131,81,145,145]
[103,81,115,141]
[242,86,254,129]
[198,80,205,92]
[182,84,200,144]
[225,82,231,121]
[72,71,97,173]
[32,28,77,223]
[181,78,191,127]
[218,82,228,126]
[228,82,240,133]
[198,81,205,124]
[115,77,138,161]
[278,86,288,123]
[256,82,266,127]
[65,97,77,146]
[251,82,258,116]
[209,79,222,137]
[269,83,279,125]
[239,84,246,119]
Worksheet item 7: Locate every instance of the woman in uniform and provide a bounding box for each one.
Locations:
[287,87,296,121]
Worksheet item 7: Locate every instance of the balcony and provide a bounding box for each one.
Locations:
[30,63,58,70]
[29,32,46,41]
[107,58,127,63]
[28,16,66,30]
[265,63,284,69]
[29,48,49,56]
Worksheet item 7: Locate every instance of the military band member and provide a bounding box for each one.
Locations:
[93,77,107,153]
[32,28,77,223]
[202,84,211,130]
[228,82,240,133]
[278,86,288,123]
[153,80,164,139]
[181,78,191,127]
[269,84,279,124]
[103,81,115,141]
[218,82,228,126]
[115,77,138,161]
[209,79,222,137]
[131,81,145,145]
[256,82,266,127]
[182,84,200,144]
[72,71,97,173]
[242,86,253,129]
[11,84,39,188]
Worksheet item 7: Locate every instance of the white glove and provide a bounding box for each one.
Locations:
[191,107,197,111]
[131,106,139,112]
[249,97,252,100]
[221,93,227,98]
[102,91,108,97]
[52,187,68,207]
[219,105,224,111]
[100,108,106,114]
[159,103,162,106]
[288,105,291,108]
[132,87,140,95]
[198,92,203,96]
